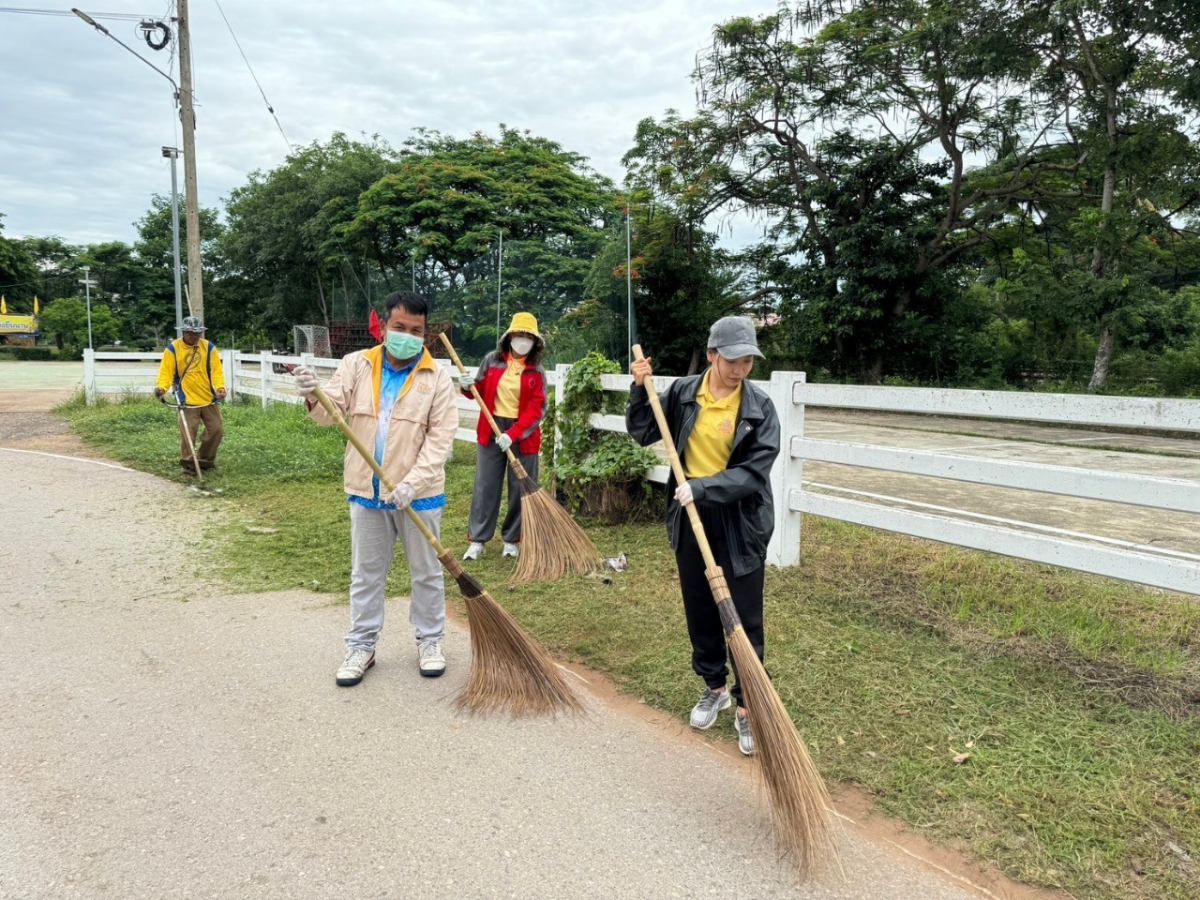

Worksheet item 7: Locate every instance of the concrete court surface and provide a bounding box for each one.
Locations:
[0,447,1031,900]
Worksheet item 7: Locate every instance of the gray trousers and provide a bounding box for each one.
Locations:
[347,502,445,652]
[467,417,539,545]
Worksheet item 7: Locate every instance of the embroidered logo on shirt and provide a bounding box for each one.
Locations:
[717,418,735,435]
[416,383,433,394]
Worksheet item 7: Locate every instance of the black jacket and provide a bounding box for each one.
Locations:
[626,372,781,577]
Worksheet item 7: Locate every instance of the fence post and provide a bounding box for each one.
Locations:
[83,348,96,405]
[260,353,269,409]
[554,364,570,470]
[767,370,804,568]
[225,349,237,403]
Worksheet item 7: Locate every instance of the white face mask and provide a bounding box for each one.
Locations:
[510,336,535,357]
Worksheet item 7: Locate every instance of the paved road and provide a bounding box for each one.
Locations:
[0,448,1012,900]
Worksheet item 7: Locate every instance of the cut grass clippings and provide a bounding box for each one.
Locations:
[58,395,1200,900]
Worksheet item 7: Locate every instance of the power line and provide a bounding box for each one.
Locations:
[206,0,371,307]
[210,0,290,148]
[0,6,154,20]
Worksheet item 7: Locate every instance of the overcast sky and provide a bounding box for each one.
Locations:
[1,0,770,248]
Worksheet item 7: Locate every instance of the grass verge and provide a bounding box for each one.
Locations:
[59,395,1200,900]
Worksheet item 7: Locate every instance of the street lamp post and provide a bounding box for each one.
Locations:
[80,266,97,349]
[72,8,201,324]
[163,147,184,338]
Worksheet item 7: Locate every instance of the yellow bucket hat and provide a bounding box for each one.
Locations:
[504,311,542,342]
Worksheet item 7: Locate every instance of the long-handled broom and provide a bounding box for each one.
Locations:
[310,383,583,717]
[439,332,601,585]
[632,345,837,878]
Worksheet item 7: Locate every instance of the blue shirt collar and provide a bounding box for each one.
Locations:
[383,354,418,375]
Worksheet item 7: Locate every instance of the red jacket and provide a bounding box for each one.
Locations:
[463,351,548,454]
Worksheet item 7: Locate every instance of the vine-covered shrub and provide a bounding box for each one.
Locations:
[553,352,661,523]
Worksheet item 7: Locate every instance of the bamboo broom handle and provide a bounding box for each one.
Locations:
[311,383,445,552]
[438,332,526,472]
[631,345,720,572]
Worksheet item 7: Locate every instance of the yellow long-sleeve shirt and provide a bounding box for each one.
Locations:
[156,338,225,406]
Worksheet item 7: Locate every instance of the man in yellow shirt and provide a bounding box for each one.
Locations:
[154,316,227,474]
[627,316,780,757]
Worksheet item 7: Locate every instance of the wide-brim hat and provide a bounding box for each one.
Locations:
[708,316,764,359]
[181,316,206,333]
[503,312,542,344]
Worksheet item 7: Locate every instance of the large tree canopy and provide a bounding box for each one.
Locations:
[345,127,616,355]
[221,132,396,336]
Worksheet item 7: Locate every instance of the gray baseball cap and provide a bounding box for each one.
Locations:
[708,316,764,360]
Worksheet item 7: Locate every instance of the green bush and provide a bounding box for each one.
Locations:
[11,346,55,361]
[554,352,661,522]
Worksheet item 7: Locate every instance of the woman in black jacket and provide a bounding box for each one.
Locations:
[627,317,781,757]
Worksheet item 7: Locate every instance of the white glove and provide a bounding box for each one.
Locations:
[294,367,320,399]
[459,372,475,391]
[496,434,514,453]
[674,481,695,507]
[386,482,415,510]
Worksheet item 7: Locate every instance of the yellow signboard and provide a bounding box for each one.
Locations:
[0,314,38,335]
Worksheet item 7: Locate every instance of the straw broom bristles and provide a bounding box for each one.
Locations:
[633,345,839,878]
[712,569,837,876]
[440,549,584,717]
[438,332,601,586]
[510,464,602,585]
[311,384,582,718]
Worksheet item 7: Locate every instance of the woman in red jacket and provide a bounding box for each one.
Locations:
[460,312,548,561]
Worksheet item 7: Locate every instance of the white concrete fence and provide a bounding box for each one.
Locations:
[83,348,1200,595]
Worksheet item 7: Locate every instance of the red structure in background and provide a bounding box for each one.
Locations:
[327,320,453,359]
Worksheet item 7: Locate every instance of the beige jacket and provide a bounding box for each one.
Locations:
[308,345,457,500]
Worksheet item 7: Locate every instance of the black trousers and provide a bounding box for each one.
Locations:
[674,504,765,706]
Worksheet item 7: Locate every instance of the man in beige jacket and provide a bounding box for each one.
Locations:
[295,292,457,686]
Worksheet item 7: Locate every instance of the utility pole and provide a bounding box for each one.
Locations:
[496,230,503,337]
[80,266,98,349]
[626,205,633,364]
[176,0,203,322]
[163,147,184,338]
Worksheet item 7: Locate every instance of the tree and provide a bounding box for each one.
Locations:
[1018,0,1200,390]
[14,235,81,305]
[0,214,38,309]
[134,196,225,344]
[345,127,616,356]
[220,133,396,341]
[37,296,120,354]
[584,201,738,374]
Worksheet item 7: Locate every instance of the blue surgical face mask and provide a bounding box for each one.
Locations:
[386,330,425,360]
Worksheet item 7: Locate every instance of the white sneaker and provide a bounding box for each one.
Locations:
[417,640,446,677]
[336,647,375,686]
[463,541,486,561]
[502,542,519,559]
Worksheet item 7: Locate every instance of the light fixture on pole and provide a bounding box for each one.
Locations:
[162,147,184,338]
[73,6,204,321]
[79,266,98,349]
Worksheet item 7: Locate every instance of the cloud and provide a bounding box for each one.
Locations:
[0,0,767,246]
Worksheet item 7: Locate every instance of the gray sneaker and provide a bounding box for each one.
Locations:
[735,710,755,756]
[336,647,375,686]
[417,640,446,677]
[690,687,731,729]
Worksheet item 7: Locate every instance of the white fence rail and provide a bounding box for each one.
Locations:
[83,349,1200,595]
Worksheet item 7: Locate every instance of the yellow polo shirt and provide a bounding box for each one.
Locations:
[494,355,524,418]
[683,371,742,479]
